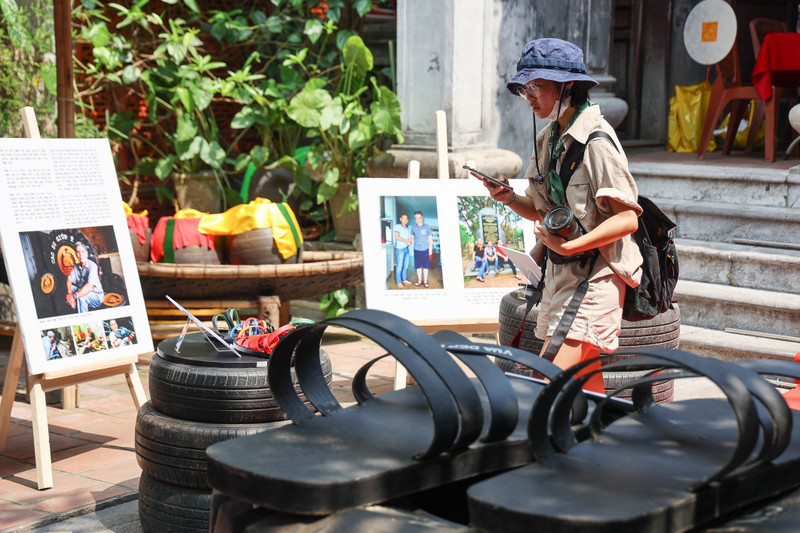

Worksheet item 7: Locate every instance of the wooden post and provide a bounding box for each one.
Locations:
[53,0,75,138]
[435,110,449,179]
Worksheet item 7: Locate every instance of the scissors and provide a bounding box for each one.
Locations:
[212,308,242,340]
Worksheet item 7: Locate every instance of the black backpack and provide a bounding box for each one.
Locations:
[560,131,679,322]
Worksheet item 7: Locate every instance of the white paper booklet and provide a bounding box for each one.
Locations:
[497,245,542,285]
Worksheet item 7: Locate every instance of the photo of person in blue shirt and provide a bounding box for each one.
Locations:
[393,213,412,287]
[410,211,433,288]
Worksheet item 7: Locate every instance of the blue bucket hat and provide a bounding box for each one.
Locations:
[507,38,598,95]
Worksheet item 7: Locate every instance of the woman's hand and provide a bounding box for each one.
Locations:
[478,174,515,205]
[534,221,570,255]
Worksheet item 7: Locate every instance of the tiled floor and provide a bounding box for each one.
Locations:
[0,329,397,532]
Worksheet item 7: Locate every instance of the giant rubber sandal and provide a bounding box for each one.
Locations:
[206,309,595,515]
[467,347,800,533]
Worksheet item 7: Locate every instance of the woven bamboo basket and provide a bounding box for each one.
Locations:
[136,251,363,300]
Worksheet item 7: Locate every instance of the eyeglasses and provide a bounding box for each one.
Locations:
[516,82,543,98]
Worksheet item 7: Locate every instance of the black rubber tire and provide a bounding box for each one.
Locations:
[138,471,211,533]
[496,290,680,402]
[135,402,290,489]
[497,290,681,356]
[148,350,332,424]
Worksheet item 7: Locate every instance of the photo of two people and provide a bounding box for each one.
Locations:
[378,196,443,290]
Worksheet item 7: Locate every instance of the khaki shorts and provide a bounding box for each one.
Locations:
[535,259,625,352]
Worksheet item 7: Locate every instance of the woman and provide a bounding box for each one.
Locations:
[481,38,642,393]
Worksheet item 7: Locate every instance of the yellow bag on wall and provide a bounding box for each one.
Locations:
[667,82,717,153]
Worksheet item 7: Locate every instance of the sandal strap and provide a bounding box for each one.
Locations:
[537,347,762,490]
[337,310,484,453]
[268,309,485,459]
[432,330,519,442]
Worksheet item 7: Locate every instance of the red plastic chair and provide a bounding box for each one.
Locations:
[697,42,760,159]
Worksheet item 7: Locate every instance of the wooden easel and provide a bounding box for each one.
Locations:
[393,110,499,390]
[0,107,147,489]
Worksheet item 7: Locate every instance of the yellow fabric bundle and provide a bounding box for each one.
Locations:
[175,208,208,219]
[197,198,303,260]
[122,202,148,217]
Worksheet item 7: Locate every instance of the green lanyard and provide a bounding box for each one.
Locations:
[546,101,594,205]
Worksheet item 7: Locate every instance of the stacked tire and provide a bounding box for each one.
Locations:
[496,290,680,402]
[136,336,332,533]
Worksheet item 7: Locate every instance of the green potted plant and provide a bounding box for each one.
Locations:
[286,35,403,240]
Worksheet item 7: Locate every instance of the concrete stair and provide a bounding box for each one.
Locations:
[630,161,800,361]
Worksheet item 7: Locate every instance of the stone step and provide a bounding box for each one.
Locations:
[655,198,800,245]
[675,280,800,338]
[630,161,800,209]
[675,238,800,295]
[679,324,800,362]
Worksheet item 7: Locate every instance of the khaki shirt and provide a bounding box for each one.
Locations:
[524,105,643,287]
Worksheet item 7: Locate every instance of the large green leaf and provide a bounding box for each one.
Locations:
[176,87,195,113]
[287,87,332,128]
[319,97,344,130]
[370,85,402,136]
[178,136,205,161]
[342,35,373,72]
[348,116,375,150]
[352,0,372,17]
[176,113,199,142]
[316,181,338,204]
[189,84,212,111]
[121,65,142,84]
[155,155,178,180]
[249,145,269,167]
[200,141,226,169]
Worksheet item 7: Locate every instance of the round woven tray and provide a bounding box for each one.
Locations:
[137,250,363,300]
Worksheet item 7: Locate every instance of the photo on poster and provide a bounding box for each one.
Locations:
[40,326,77,361]
[458,196,526,288]
[105,316,137,348]
[72,321,109,355]
[20,226,129,319]
[378,196,442,290]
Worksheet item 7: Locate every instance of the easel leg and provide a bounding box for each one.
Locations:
[61,385,77,409]
[29,376,53,490]
[0,326,25,452]
[393,362,408,391]
[125,363,147,410]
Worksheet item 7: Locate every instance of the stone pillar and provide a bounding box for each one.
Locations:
[367,0,523,179]
[567,0,629,128]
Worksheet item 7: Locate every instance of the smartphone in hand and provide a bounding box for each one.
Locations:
[463,165,514,191]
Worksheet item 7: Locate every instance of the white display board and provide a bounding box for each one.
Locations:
[0,138,153,375]
[358,177,535,322]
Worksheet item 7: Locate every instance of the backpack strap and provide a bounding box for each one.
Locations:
[558,130,619,192]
